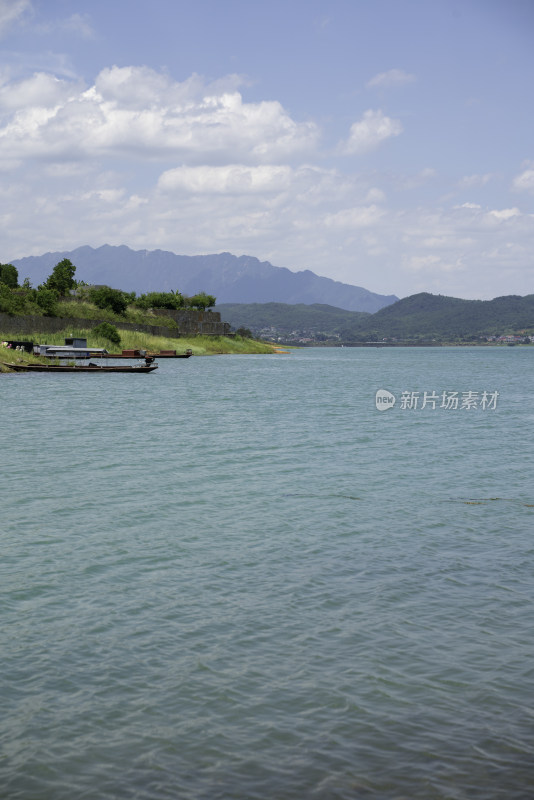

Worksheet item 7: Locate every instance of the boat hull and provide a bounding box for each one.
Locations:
[2,362,158,373]
[92,352,192,359]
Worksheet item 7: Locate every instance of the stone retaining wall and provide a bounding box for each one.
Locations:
[0,310,232,338]
[151,308,231,335]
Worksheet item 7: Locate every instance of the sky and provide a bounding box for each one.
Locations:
[1,0,533,300]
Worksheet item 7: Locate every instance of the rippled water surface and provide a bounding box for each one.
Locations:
[2,347,533,799]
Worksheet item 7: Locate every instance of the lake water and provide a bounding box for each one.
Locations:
[1,347,533,799]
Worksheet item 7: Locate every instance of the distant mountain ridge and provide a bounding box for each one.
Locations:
[11,244,398,313]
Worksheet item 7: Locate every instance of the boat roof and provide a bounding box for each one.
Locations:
[41,345,108,353]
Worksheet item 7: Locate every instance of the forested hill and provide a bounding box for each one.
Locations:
[349,292,534,339]
[217,302,371,334]
[219,293,534,341]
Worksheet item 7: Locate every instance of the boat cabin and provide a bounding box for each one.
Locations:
[35,336,108,359]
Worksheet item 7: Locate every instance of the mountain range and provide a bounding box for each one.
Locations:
[11,245,398,313]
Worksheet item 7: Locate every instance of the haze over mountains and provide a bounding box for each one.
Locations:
[11,245,398,313]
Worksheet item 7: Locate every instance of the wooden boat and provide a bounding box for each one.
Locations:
[97,349,193,359]
[1,361,158,373]
[150,350,193,358]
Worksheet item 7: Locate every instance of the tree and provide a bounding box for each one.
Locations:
[0,263,19,288]
[42,258,77,295]
[236,326,252,338]
[134,290,184,310]
[186,292,216,310]
[89,286,128,315]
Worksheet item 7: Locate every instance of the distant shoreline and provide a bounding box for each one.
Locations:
[330,342,530,348]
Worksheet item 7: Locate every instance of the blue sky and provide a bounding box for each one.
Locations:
[1,0,533,299]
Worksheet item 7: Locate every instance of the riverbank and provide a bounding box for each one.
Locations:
[0,329,280,372]
[0,350,53,373]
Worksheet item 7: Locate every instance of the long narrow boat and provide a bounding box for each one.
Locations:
[1,361,158,373]
[93,350,193,359]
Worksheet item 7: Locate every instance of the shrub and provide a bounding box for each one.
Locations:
[34,288,58,316]
[92,322,121,345]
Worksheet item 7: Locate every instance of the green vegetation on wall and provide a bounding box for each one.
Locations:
[133,290,216,311]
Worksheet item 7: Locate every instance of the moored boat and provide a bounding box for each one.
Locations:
[96,349,193,359]
[1,361,158,373]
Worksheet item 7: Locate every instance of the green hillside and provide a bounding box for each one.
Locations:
[217,302,371,335]
[341,293,534,340]
[219,293,534,343]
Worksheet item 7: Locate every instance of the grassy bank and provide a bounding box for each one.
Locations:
[0,348,54,372]
[55,301,180,329]
[0,328,277,371]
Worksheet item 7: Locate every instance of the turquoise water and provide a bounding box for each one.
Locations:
[1,347,533,799]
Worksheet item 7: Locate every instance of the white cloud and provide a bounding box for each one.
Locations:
[0,66,320,167]
[339,109,402,155]
[0,58,532,301]
[0,71,77,110]
[158,164,293,194]
[81,188,126,204]
[512,166,534,194]
[58,13,94,38]
[33,11,94,38]
[458,173,493,188]
[422,236,475,249]
[487,207,521,221]
[3,170,534,300]
[0,0,31,37]
[324,205,384,229]
[365,187,386,203]
[406,254,442,272]
[395,168,437,191]
[367,69,416,89]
